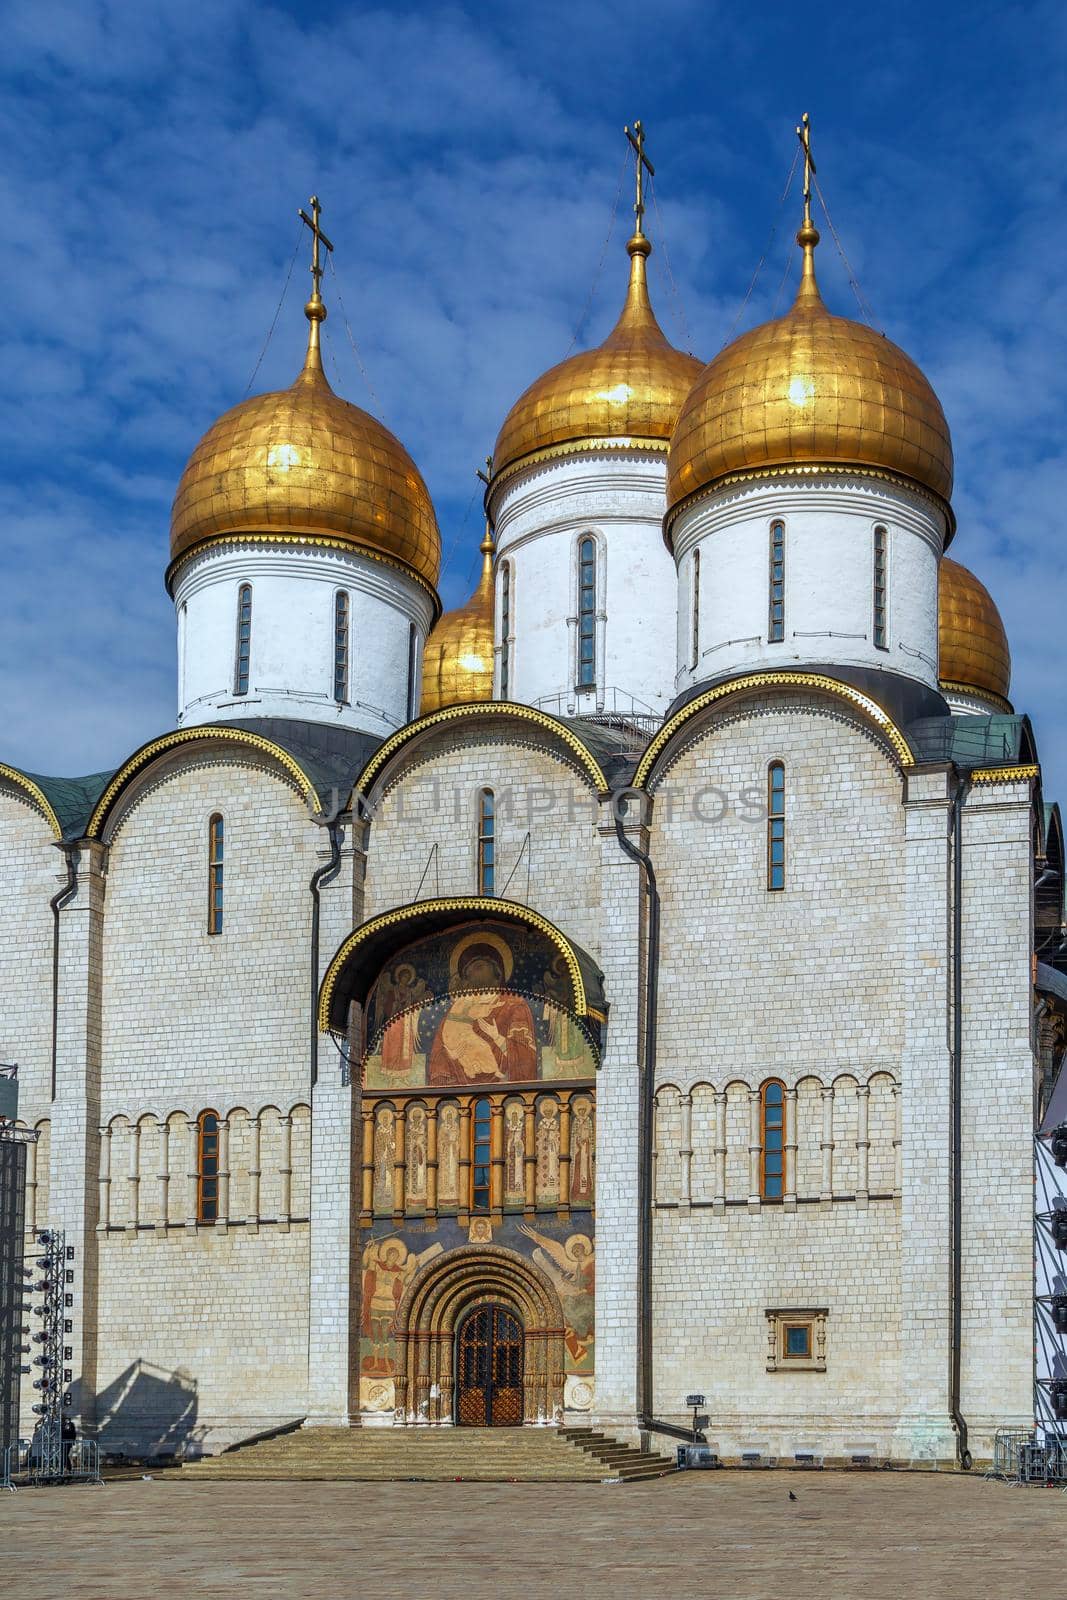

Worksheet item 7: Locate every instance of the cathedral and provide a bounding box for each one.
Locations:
[1,121,1059,1469]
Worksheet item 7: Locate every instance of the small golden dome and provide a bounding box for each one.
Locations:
[492,232,703,481]
[938,556,1012,707]
[667,222,953,522]
[419,526,496,715]
[170,295,441,590]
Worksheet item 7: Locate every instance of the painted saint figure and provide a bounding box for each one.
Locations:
[504,1102,525,1202]
[361,1238,443,1376]
[518,1223,594,1369]
[427,939,537,1086]
[570,1096,594,1204]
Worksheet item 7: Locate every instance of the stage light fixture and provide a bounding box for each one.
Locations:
[1051,1296,1067,1334]
[1051,1125,1067,1170]
[1051,1213,1067,1250]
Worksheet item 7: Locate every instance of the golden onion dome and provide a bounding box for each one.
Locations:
[667,220,954,527]
[169,289,441,594]
[938,555,1012,708]
[419,526,496,715]
[492,231,704,482]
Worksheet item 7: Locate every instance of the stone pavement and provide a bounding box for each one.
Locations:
[3,1471,1066,1600]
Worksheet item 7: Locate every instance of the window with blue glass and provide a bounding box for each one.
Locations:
[761,1080,785,1200]
[477,788,495,895]
[207,813,224,935]
[768,521,785,642]
[471,1097,492,1211]
[577,536,596,689]
[767,761,785,891]
[234,584,252,694]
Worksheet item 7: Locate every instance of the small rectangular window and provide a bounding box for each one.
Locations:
[873,526,888,650]
[767,762,785,891]
[766,1308,827,1372]
[785,1324,811,1359]
[691,548,701,669]
[768,522,785,643]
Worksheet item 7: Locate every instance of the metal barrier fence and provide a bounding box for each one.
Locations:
[989,1429,1067,1485]
[1,1437,102,1490]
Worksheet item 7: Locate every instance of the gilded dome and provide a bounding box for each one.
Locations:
[938,556,1011,707]
[420,528,495,715]
[492,233,704,481]
[169,300,441,591]
[667,223,953,524]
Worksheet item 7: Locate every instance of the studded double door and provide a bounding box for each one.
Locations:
[455,1304,524,1426]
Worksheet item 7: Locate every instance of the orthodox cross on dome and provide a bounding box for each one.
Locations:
[796,113,817,228]
[624,120,655,238]
[298,194,334,311]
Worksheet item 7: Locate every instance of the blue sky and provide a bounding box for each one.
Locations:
[2,0,1065,794]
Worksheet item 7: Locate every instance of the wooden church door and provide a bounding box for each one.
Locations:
[456,1304,524,1426]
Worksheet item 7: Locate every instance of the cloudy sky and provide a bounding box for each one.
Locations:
[2,0,1065,795]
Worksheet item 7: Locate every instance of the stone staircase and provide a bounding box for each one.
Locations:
[177,1425,675,1483]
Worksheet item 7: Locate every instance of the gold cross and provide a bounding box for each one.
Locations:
[796,113,817,225]
[624,120,655,236]
[298,195,334,302]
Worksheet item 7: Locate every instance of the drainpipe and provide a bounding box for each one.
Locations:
[612,794,695,1445]
[49,842,80,1103]
[949,774,972,1469]
[309,810,345,1090]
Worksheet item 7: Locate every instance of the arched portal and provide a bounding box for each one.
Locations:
[393,1245,566,1425]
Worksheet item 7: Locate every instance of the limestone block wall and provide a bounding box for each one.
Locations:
[0,787,58,1112]
[99,755,321,1115]
[93,1225,310,1457]
[361,731,603,959]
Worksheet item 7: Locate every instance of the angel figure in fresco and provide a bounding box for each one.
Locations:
[361,1238,444,1375]
[427,935,537,1086]
[378,962,432,1077]
[517,1225,594,1366]
[541,954,590,1072]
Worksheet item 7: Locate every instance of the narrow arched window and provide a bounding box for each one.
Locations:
[234,584,252,695]
[406,622,418,722]
[500,562,512,698]
[768,521,785,643]
[334,591,350,702]
[767,762,785,890]
[207,813,224,934]
[760,1081,785,1201]
[477,788,495,895]
[577,535,596,689]
[471,1096,491,1211]
[197,1110,219,1224]
[691,548,701,669]
[873,526,888,650]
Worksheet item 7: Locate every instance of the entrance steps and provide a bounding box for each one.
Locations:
[178,1425,676,1483]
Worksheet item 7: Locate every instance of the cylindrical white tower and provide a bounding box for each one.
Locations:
[666,216,955,699]
[488,229,702,720]
[167,257,440,739]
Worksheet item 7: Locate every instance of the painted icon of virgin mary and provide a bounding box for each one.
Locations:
[427,935,537,1085]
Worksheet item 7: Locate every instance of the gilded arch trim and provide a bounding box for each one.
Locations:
[318,895,602,1036]
[0,764,62,838]
[86,727,322,838]
[633,671,916,790]
[354,702,610,801]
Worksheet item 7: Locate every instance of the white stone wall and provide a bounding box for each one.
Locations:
[0,787,58,1112]
[670,474,946,693]
[490,450,677,717]
[173,541,434,737]
[99,755,321,1116]
[646,695,910,1452]
[362,729,604,959]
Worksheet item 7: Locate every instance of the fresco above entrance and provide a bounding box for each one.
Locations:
[363,921,599,1091]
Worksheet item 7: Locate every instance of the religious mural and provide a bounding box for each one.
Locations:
[357,1213,595,1416]
[363,922,599,1091]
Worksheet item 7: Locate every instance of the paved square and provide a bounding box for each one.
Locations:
[4,1472,1066,1599]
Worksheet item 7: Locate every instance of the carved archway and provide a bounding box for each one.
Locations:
[393,1245,566,1425]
